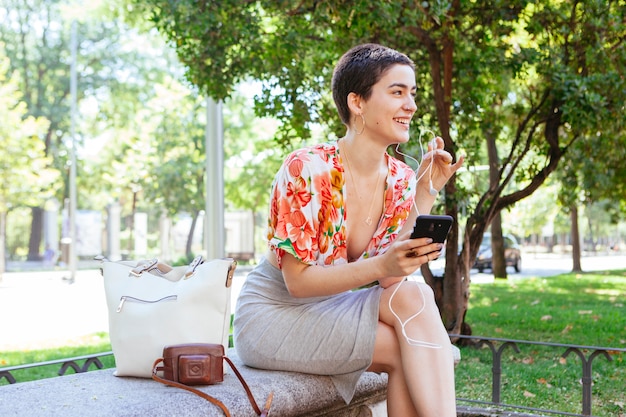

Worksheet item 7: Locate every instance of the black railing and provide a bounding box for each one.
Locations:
[0,351,113,384]
[451,334,626,417]
[1,337,624,417]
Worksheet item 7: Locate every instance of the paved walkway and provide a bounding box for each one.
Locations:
[0,265,249,351]
[0,253,624,352]
[0,268,110,351]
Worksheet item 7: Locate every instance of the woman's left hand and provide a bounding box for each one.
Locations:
[375,236,443,288]
[417,136,465,193]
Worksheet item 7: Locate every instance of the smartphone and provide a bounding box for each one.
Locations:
[410,214,453,243]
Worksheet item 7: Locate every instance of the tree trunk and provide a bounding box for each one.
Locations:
[446,247,471,338]
[439,175,469,338]
[491,212,507,278]
[27,206,43,261]
[423,24,471,339]
[485,120,506,278]
[185,210,199,259]
[571,205,582,272]
[421,264,444,311]
[586,214,596,254]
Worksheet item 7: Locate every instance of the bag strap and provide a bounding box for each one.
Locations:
[223,356,267,415]
[152,358,273,417]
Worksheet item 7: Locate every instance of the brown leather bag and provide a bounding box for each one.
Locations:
[152,343,272,417]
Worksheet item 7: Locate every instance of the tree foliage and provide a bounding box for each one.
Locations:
[0,0,201,256]
[0,51,56,209]
[0,46,57,275]
[128,0,626,335]
[222,88,284,214]
[1,0,288,262]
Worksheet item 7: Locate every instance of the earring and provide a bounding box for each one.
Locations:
[354,113,365,135]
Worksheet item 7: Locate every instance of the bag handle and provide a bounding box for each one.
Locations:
[152,357,273,417]
[97,255,236,287]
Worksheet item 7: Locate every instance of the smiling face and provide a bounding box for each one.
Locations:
[332,44,415,127]
[359,64,417,145]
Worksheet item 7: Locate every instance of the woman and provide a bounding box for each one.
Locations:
[233,43,464,417]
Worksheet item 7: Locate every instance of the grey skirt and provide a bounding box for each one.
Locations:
[233,257,383,404]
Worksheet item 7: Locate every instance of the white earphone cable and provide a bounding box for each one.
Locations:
[388,129,443,349]
[394,129,437,188]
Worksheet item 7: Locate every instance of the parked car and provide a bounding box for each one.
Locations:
[474,233,522,273]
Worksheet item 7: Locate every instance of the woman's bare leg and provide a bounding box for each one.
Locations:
[368,321,419,417]
[378,280,456,417]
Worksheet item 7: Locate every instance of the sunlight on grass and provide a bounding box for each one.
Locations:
[458,269,626,417]
[0,332,113,386]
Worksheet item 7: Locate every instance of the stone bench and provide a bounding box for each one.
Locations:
[0,348,388,417]
[1,345,463,417]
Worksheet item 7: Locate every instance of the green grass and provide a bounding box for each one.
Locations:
[456,269,626,416]
[1,270,625,416]
[0,332,114,385]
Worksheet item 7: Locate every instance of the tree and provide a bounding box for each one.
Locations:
[89,73,283,260]
[126,0,626,337]
[0,0,73,259]
[222,86,285,237]
[0,47,57,278]
[0,0,185,259]
[145,87,207,258]
[137,84,284,259]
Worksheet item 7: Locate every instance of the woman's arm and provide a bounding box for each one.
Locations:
[278,138,463,298]
[280,236,442,298]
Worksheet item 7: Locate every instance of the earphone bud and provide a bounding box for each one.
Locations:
[429,179,438,196]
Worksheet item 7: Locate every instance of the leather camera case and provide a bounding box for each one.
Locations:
[162,343,224,385]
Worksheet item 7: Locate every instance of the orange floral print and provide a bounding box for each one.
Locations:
[268,141,416,268]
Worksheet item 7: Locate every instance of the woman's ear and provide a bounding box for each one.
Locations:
[347,92,364,116]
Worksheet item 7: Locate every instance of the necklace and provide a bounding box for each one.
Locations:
[340,139,384,226]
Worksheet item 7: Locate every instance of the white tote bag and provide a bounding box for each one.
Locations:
[100,255,235,378]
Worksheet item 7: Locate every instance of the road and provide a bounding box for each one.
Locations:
[427,251,625,283]
[0,252,623,351]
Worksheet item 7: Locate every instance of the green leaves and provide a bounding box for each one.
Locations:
[124,0,626,329]
[143,0,267,100]
[0,50,57,212]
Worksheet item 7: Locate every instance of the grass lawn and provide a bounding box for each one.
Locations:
[0,333,114,385]
[456,269,626,416]
[1,269,624,416]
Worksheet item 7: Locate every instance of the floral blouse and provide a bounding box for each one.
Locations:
[268,141,417,267]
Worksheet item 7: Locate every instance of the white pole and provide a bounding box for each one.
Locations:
[205,97,225,260]
[68,20,78,282]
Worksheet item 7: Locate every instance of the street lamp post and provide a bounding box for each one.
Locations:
[205,97,225,260]
[68,20,78,283]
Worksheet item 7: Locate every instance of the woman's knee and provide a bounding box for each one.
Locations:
[381,280,436,318]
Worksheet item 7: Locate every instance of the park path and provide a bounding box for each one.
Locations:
[0,267,248,351]
[0,253,624,351]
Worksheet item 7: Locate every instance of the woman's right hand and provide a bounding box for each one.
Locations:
[377,236,443,287]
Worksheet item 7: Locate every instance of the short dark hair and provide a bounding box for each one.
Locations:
[331,43,415,125]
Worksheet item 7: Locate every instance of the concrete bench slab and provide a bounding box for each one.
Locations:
[0,349,388,417]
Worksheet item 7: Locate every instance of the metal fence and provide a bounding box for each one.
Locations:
[451,334,625,417]
[1,335,624,416]
[0,351,112,385]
